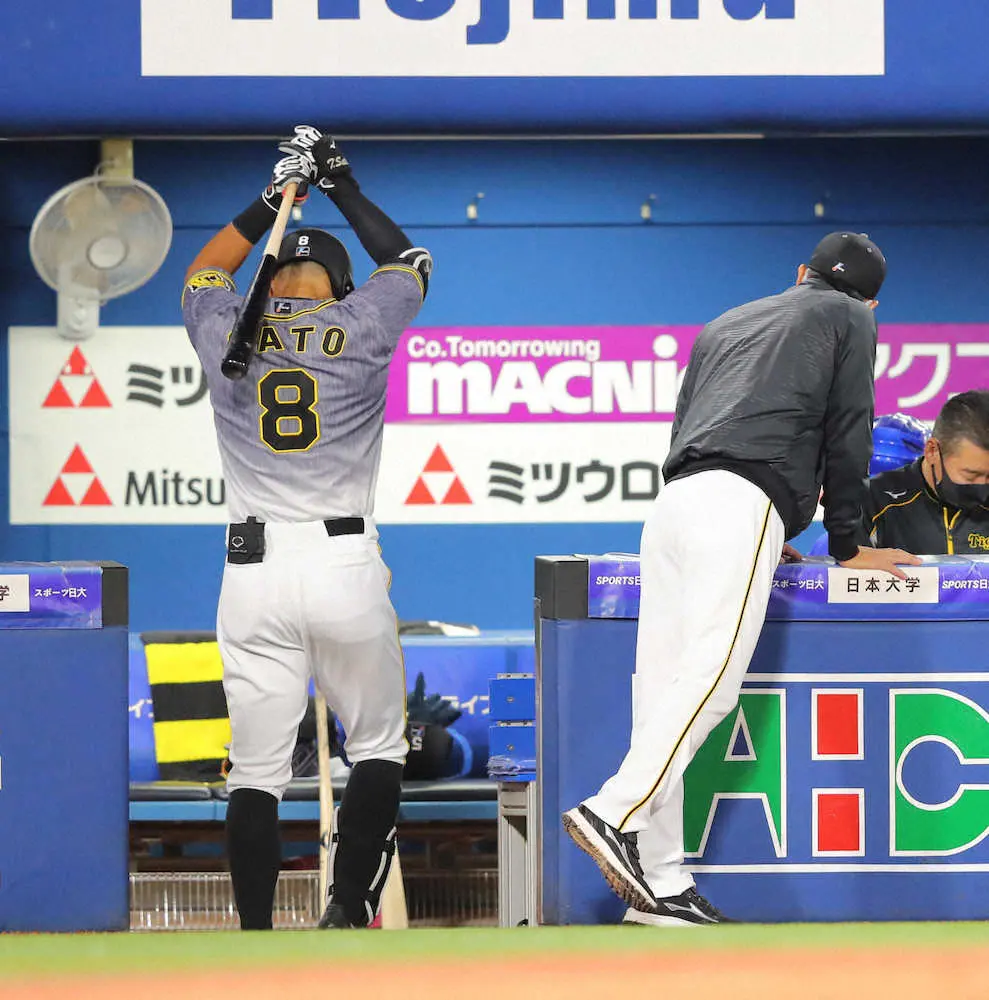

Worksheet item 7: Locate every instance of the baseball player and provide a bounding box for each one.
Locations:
[182,127,432,931]
[866,393,989,553]
[563,232,920,927]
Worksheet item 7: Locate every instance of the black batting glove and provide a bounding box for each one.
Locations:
[278,125,354,194]
[406,672,462,729]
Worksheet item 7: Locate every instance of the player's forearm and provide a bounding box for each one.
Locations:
[822,412,873,559]
[184,224,256,283]
[822,465,870,561]
[184,185,289,283]
[325,177,412,266]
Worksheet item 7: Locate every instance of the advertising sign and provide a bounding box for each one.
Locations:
[15,2,989,135]
[0,564,103,629]
[587,555,989,620]
[142,0,885,79]
[10,323,989,525]
[684,681,989,873]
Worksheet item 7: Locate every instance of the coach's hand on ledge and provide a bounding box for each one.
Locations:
[779,544,803,565]
[838,546,922,582]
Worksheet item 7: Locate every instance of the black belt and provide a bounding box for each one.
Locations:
[324,517,365,537]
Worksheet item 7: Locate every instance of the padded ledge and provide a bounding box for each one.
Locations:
[276,777,497,802]
[279,777,348,802]
[129,781,216,801]
[402,779,496,802]
[208,779,350,802]
[129,778,499,824]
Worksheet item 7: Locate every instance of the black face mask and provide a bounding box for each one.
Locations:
[934,445,989,512]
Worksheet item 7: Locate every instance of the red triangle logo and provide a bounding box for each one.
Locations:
[42,380,75,408]
[406,445,473,506]
[441,477,472,505]
[44,348,110,409]
[61,445,94,475]
[423,445,454,474]
[43,446,112,507]
[405,477,436,505]
[43,478,76,506]
[80,477,112,506]
[80,379,111,408]
[63,346,91,377]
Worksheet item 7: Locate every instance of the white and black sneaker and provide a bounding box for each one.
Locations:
[623,887,736,928]
[562,804,658,912]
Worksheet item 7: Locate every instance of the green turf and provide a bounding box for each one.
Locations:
[0,923,986,978]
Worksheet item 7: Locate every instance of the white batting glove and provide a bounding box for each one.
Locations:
[261,154,314,210]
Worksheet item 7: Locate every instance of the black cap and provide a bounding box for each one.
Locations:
[275,228,355,300]
[808,232,886,300]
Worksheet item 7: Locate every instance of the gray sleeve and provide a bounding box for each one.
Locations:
[344,265,427,352]
[181,267,243,367]
[670,335,704,444]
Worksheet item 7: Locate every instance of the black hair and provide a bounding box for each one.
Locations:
[933,390,989,454]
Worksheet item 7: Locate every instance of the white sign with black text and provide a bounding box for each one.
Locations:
[8,326,673,526]
[827,567,940,604]
[142,0,885,79]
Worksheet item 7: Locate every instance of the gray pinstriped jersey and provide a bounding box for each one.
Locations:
[182,264,425,522]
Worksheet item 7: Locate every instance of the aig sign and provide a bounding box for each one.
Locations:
[684,684,989,872]
[142,0,885,77]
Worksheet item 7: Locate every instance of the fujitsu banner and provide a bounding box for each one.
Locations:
[17,0,989,136]
[9,323,989,525]
[142,0,884,79]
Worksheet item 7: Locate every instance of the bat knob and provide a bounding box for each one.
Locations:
[221,360,248,380]
[221,348,252,381]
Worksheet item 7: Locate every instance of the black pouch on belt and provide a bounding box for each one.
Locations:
[227,516,265,564]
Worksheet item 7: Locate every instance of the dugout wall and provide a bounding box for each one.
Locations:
[2,135,989,630]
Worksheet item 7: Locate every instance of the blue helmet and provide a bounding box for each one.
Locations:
[870,413,929,475]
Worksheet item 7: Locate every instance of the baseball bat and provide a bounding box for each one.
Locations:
[314,690,334,912]
[221,180,299,381]
[380,848,409,930]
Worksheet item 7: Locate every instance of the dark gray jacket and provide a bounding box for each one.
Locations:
[664,274,877,561]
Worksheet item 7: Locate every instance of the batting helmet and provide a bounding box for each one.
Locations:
[871,413,929,475]
[276,228,355,300]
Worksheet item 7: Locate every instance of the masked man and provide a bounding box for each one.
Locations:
[867,391,989,554]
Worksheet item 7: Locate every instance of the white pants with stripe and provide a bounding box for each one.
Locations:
[218,518,407,800]
[582,470,784,899]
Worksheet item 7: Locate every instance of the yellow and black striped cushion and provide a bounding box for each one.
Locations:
[142,633,230,781]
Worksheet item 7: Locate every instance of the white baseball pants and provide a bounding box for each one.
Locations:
[583,470,784,898]
[218,518,407,800]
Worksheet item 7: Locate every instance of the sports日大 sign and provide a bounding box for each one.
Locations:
[9,322,989,526]
[141,0,886,78]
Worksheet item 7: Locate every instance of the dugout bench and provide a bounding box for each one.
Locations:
[126,632,527,925]
[127,629,526,857]
[129,777,497,825]
[129,778,498,884]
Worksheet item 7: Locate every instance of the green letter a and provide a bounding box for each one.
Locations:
[683,691,786,858]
